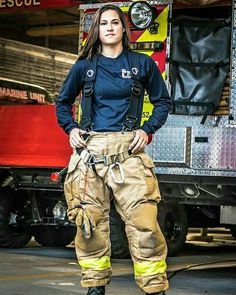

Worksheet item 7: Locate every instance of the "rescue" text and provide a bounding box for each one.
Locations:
[0,0,40,9]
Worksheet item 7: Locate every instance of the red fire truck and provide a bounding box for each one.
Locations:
[0,0,235,256]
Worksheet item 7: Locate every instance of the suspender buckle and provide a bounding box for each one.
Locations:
[123,116,137,131]
[79,119,93,132]
[85,122,94,132]
[84,82,94,96]
[132,80,141,96]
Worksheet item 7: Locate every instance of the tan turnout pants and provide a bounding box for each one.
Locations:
[64,131,168,294]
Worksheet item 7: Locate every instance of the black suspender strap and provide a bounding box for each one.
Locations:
[79,56,98,131]
[123,50,143,131]
[80,51,143,131]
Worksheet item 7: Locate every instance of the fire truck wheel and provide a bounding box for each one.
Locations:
[0,189,32,248]
[110,202,130,259]
[158,203,188,256]
[230,226,236,239]
[33,225,76,247]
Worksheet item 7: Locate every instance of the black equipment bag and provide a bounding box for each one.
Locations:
[170,16,231,122]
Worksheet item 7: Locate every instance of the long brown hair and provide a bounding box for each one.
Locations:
[78,4,131,60]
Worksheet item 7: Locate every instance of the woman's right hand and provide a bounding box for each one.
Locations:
[69,128,87,149]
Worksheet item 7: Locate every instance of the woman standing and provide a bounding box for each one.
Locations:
[56,4,171,295]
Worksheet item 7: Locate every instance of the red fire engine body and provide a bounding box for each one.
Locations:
[0,105,71,168]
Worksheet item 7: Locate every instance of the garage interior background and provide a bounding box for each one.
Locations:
[0,0,232,100]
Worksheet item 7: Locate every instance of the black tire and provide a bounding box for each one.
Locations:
[110,203,130,258]
[230,226,236,239]
[158,203,188,256]
[33,225,76,247]
[0,189,32,248]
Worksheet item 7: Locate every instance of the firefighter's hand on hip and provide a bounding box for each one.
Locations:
[129,129,148,154]
[69,128,87,149]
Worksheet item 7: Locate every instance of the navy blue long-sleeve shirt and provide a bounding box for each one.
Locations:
[56,49,172,135]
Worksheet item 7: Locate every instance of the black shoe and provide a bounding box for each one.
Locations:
[87,286,105,295]
[146,292,166,295]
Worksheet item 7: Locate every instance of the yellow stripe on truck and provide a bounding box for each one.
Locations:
[137,6,169,43]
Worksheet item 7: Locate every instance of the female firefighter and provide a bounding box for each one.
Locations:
[56,4,171,295]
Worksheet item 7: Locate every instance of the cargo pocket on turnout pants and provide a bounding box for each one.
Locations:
[64,152,86,222]
[136,153,161,203]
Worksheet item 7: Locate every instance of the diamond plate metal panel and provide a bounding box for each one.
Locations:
[192,127,236,170]
[153,166,236,177]
[147,127,191,167]
[145,116,236,177]
[229,2,236,121]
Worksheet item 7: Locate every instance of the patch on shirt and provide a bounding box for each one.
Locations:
[121,68,139,78]
[121,69,131,78]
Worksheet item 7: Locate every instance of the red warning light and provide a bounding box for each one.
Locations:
[50,172,61,182]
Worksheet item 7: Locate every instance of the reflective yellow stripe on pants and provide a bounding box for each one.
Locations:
[134,260,167,277]
[79,256,111,271]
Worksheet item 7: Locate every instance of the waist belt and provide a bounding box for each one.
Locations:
[79,149,133,166]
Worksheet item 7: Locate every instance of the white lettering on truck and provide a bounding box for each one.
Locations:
[0,0,40,9]
[0,87,45,102]
[0,87,27,99]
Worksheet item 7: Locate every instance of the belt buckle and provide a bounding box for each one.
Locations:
[87,154,96,165]
[103,155,111,166]
[81,150,95,165]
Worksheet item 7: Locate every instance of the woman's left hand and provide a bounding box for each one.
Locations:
[129,129,149,154]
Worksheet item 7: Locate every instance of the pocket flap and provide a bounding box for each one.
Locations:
[67,153,81,173]
[138,153,154,169]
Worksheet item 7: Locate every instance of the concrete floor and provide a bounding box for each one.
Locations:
[0,230,236,295]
